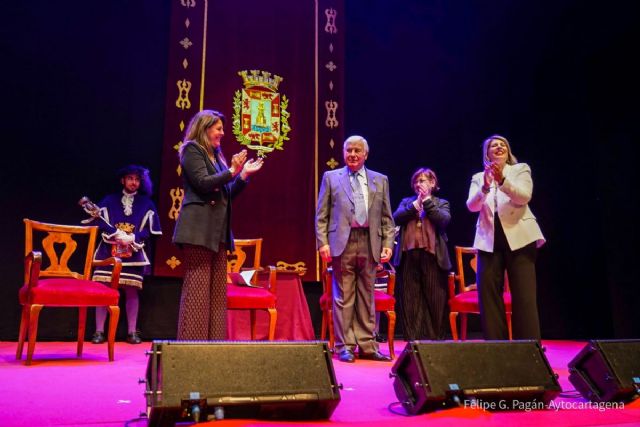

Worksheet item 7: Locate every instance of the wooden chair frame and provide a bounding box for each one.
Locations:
[227,238,277,340]
[18,219,121,365]
[448,246,512,340]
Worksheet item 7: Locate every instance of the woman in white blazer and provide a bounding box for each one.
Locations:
[466,135,545,340]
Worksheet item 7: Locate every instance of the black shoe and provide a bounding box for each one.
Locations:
[359,351,391,362]
[338,349,355,363]
[126,332,142,344]
[91,331,105,344]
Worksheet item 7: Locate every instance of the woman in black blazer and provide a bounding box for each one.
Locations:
[172,110,263,340]
[392,168,451,340]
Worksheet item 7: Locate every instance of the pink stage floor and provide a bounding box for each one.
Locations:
[1,340,639,427]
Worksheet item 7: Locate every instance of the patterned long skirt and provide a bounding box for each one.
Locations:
[177,244,228,340]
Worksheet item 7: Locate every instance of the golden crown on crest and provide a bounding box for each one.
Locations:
[238,70,283,92]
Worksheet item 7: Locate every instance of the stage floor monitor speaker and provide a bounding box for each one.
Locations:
[391,340,561,415]
[568,339,640,403]
[145,341,341,426]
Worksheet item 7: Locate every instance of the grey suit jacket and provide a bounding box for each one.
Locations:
[172,142,247,252]
[315,166,395,262]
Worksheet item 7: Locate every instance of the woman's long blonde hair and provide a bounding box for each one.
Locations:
[179,110,225,158]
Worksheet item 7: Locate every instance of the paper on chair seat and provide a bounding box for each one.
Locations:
[229,270,261,287]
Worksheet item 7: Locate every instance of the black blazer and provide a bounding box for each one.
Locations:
[392,195,452,271]
[172,142,247,252]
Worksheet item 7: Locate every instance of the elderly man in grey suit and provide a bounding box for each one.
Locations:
[316,135,395,362]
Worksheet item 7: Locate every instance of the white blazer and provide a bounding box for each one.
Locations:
[466,163,545,252]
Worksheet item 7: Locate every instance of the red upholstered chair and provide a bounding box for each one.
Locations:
[373,263,397,358]
[17,219,121,365]
[320,261,397,359]
[226,238,277,340]
[448,246,512,340]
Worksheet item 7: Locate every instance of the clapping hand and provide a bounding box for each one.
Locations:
[230,150,248,176]
[240,157,264,180]
[484,161,504,186]
[483,162,494,188]
[417,186,431,203]
[413,180,431,210]
[489,161,504,184]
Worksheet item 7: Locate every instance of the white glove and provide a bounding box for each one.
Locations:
[115,231,135,245]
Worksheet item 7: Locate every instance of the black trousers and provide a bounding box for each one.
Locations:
[477,241,541,340]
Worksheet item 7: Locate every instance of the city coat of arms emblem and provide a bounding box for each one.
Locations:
[232,70,291,158]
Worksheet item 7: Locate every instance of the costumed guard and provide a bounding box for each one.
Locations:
[82,165,162,344]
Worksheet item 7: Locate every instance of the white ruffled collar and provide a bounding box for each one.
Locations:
[121,190,137,216]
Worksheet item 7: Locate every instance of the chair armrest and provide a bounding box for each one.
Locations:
[264,265,277,294]
[448,272,456,298]
[24,251,42,289]
[322,266,333,297]
[386,270,396,296]
[374,265,396,296]
[92,257,122,289]
[254,265,277,294]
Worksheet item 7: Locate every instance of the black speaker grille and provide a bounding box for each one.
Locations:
[416,341,559,394]
[568,339,640,402]
[159,342,337,404]
[391,340,561,415]
[596,340,640,388]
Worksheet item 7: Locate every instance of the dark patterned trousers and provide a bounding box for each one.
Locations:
[400,249,448,340]
[177,244,228,340]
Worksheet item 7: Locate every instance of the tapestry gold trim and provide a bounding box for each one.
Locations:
[166,256,181,269]
[199,0,208,110]
[179,37,193,49]
[324,8,337,34]
[168,188,184,220]
[276,261,307,276]
[324,100,338,128]
[326,157,339,169]
[176,79,192,110]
